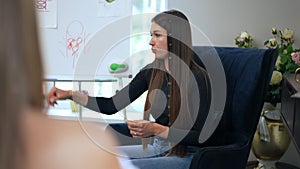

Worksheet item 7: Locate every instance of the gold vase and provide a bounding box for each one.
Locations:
[295,67,300,84]
[252,103,291,168]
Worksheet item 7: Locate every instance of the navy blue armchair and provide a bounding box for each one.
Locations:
[189,46,278,169]
[107,46,278,169]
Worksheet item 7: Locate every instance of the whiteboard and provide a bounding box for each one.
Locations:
[36,0,132,80]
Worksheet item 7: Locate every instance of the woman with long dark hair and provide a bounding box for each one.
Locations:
[48,10,211,169]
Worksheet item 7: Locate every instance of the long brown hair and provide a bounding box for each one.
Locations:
[143,10,206,157]
[0,0,44,168]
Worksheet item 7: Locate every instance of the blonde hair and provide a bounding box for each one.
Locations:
[0,0,44,168]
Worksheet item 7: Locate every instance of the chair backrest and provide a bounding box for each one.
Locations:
[193,46,278,145]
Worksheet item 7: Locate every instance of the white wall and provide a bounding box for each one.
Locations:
[168,0,300,48]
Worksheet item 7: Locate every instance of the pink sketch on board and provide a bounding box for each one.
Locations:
[35,0,47,10]
[65,20,86,68]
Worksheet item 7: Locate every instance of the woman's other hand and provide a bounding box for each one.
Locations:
[126,120,169,139]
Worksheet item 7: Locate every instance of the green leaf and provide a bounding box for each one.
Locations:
[280,54,289,64]
[287,45,294,53]
[277,47,284,53]
[264,40,269,46]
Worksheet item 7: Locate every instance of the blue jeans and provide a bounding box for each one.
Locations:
[118,137,196,169]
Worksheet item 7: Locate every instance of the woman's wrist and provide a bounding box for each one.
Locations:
[68,90,73,100]
[71,91,89,106]
[153,123,169,139]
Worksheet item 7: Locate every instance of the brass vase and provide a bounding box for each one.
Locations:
[252,103,291,169]
[295,67,300,84]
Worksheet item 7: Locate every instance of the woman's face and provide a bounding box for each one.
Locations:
[149,21,168,60]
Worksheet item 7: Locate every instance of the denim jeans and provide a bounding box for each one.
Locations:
[118,137,196,169]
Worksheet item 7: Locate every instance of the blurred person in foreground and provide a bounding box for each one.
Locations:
[0,0,138,169]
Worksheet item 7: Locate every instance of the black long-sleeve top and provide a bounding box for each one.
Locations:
[86,63,211,147]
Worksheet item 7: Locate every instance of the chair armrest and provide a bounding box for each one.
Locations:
[106,123,132,137]
[189,141,251,169]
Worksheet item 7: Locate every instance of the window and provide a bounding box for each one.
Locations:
[125,0,168,121]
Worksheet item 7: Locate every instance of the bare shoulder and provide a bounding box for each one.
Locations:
[23,110,121,169]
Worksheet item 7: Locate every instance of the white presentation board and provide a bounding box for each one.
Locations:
[36,0,132,80]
